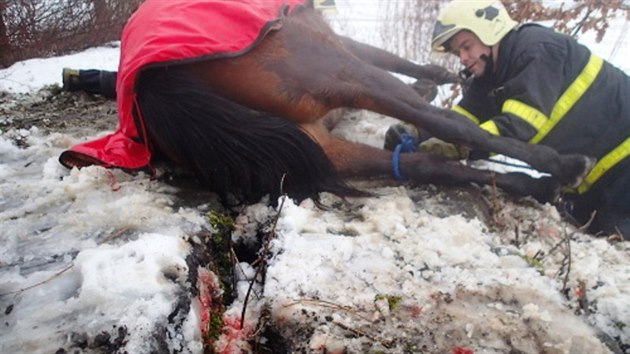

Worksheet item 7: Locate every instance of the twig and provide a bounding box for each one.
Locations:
[97,228,129,245]
[570,8,594,38]
[0,264,73,297]
[575,279,590,315]
[1,226,133,298]
[561,226,572,294]
[231,247,261,300]
[283,298,374,323]
[547,237,568,257]
[239,174,288,329]
[561,211,596,295]
[332,320,394,348]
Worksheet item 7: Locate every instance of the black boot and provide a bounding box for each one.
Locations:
[62,68,117,99]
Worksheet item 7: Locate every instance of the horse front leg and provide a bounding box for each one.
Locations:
[343,66,593,187]
[337,36,460,85]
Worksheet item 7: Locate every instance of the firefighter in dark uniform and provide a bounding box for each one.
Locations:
[428,0,630,239]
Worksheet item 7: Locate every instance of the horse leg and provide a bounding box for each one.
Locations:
[337,35,460,84]
[345,69,593,187]
[320,108,347,131]
[302,121,559,202]
[279,8,593,187]
[191,7,591,187]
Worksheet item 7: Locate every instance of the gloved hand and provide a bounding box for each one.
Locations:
[418,137,469,160]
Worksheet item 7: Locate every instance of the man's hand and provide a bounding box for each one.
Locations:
[418,137,469,160]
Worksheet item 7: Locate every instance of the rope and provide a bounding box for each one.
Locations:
[391,133,539,180]
[391,133,417,181]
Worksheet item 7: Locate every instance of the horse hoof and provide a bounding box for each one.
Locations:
[410,79,438,101]
[533,177,562,204]
[506,173,561,204]
[562,154,596,188]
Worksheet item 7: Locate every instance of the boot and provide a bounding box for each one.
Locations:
[62,68,81,91]
[61,68,117,99]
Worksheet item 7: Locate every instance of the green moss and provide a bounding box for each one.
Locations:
[520,255,544,270]
[375,294,403,311]
[205,312,224,342]
[205,211,236,304]
[206,212,235,235]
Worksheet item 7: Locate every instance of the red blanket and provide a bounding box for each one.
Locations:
[61,0,307,170]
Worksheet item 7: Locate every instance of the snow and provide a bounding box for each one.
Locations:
[0,43,120,94]
[1,4,630,354]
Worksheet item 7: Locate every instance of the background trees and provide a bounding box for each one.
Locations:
[0,0,142,68]
[377,0,629,106]
[0,0,628,71]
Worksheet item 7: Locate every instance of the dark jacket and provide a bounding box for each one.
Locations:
[454,24,630,235]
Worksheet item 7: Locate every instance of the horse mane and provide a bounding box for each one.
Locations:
[135,65,367,205]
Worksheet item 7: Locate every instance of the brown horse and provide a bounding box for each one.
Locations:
[130,3,592,205]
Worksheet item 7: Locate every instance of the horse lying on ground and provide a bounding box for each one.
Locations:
[60,0,593,205]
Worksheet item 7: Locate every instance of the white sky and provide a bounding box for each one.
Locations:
[1,3,629,353]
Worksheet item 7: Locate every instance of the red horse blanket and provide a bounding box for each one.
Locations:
[60,0,307,170]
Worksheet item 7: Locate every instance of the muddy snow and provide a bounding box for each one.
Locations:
[1,85,629,353]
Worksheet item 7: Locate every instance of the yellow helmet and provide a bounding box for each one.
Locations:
[431,0,518,52]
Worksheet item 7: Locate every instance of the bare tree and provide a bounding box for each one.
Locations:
[93,0,111,30]
[503,0,629,42]
[0,0,11,67]
[0,0,143,69]
[380,0,629,107]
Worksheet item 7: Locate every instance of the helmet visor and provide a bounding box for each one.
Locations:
[431,21,459,52]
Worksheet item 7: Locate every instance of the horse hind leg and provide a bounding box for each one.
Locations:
[134,66,366,204]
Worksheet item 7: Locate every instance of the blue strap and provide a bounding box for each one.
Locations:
[391,133,417,181]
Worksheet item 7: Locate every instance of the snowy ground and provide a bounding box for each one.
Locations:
[2,83,629,354]
[1,9,630,354]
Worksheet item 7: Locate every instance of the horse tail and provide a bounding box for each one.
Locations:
[135,65,367,205]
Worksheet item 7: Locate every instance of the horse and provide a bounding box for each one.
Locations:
[74,1,594,205]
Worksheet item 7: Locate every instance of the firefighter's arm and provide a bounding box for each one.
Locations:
[478,43,569,143]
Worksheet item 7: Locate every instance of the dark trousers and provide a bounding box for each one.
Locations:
[76,69,117,99]
[567,158,630,240]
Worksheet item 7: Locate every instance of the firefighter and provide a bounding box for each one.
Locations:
[387,0,630,239]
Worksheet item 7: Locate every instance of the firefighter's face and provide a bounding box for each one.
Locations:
[448,31,492,78]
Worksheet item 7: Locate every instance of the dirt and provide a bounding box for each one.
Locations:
[0,86,117,142]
